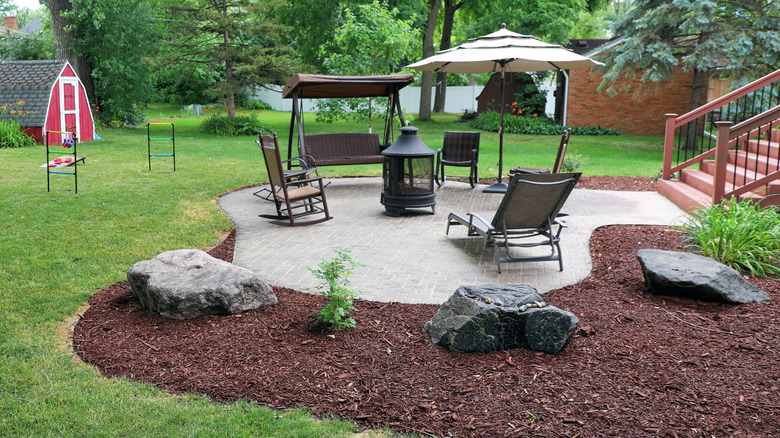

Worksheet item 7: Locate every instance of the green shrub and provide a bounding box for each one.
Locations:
[679,196,780,277]
[198,114,271,136]
[561,152,585,172]
[243,99,272,111]
[466,110,620,135]
[308,249,365,331]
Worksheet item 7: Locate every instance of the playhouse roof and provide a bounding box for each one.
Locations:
[0,60,68,127]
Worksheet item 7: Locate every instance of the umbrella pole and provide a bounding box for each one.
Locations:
[484,64,509,193]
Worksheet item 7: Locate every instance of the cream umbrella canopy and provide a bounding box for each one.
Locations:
[407,24,603,192]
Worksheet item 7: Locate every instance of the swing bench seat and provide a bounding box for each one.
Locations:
[299,133,386,167]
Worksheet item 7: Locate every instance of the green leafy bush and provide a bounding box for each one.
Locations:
[466,110,620,135]
[198,114,271,136]
[679,197,780,277]
[561,152,585,172]
[308,249,365,331]
[242,99,272,111]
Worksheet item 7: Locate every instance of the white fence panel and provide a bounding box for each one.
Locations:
[250,85,555,116]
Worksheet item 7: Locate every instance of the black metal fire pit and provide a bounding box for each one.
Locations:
[381,126,436,216]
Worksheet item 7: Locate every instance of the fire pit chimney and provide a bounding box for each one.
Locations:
[381,126,436,216]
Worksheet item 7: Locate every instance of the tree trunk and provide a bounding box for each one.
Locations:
[433,0,461,113]
[224,30,236,118]
[688,68,705,111]
[221,0,236,118]
[48,0,94,103]
[418,0,440,121]
[683,68,707,151]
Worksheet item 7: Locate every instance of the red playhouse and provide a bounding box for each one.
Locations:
[0,59,96,144]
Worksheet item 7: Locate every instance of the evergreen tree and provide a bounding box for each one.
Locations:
[598,0,780,111]
[165,0,301,117]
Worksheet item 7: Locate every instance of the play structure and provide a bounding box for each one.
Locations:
[147,122,176,171]
[45,130,84,193]
[281,74,414,165]
[0,60,96,144]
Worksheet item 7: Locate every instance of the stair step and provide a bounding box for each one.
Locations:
[747,139,780,159]
[678,169,767,203]
[770,129,780,143]
[700,160,780,197]
[657,179,711,213]
[730,150,780,173]
[680,169,718,194]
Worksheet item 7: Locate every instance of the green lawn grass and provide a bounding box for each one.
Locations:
[0,104,664,437]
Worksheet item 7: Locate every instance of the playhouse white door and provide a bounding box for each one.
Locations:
[59,79,80,141]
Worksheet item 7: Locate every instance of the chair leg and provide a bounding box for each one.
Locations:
[320,190,332,221]
[434,155,442,186]
[493,240,502,274]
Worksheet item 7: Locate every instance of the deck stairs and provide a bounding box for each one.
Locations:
[658,70,780,212]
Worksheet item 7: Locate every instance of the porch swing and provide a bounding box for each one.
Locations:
[281,73,415,168]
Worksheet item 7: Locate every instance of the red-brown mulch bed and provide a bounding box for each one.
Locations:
[468,176,658,192]
[73,180,779,438]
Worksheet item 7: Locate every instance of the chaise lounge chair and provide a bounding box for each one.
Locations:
[446,172,581,273]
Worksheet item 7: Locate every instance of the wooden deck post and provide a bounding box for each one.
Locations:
[713,121,733,204]
[662,114,677,180]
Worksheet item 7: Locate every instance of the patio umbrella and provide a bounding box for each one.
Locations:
[407,24,603,192]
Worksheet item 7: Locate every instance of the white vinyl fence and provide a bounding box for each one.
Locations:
[250,84,556,117]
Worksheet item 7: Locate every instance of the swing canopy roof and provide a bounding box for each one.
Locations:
[282,74,415,99]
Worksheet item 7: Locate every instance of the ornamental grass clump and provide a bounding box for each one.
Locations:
[308,249,365,331]
[679,196,780,277]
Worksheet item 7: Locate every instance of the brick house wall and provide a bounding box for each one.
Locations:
[566,67,710,135]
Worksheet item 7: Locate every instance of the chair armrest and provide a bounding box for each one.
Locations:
[287,176,326,187]
[297,154,318,167]
[467,212,493,230]
[283,157,310,169]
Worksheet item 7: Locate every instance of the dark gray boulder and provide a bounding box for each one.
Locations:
[127,249,277,319]
[637,249,770,304]
[423,284,578,354]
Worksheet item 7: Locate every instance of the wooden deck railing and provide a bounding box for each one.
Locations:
[662,69,780,204]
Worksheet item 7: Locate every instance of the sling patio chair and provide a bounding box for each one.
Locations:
[435,131,481,188]
[510,127,572,175]
[258,132,332,226]
[446,172,581,273]
[254,131,318,201]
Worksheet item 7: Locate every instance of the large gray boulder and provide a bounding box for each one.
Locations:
[423,284,578,354]
[637,249,770,304]
[127,249,277,319]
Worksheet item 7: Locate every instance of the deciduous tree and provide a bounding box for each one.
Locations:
[317,0,418,128]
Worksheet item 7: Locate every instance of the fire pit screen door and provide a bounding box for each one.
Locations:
[381,126,436,216]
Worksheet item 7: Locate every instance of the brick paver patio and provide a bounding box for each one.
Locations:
[219,178,685,304]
